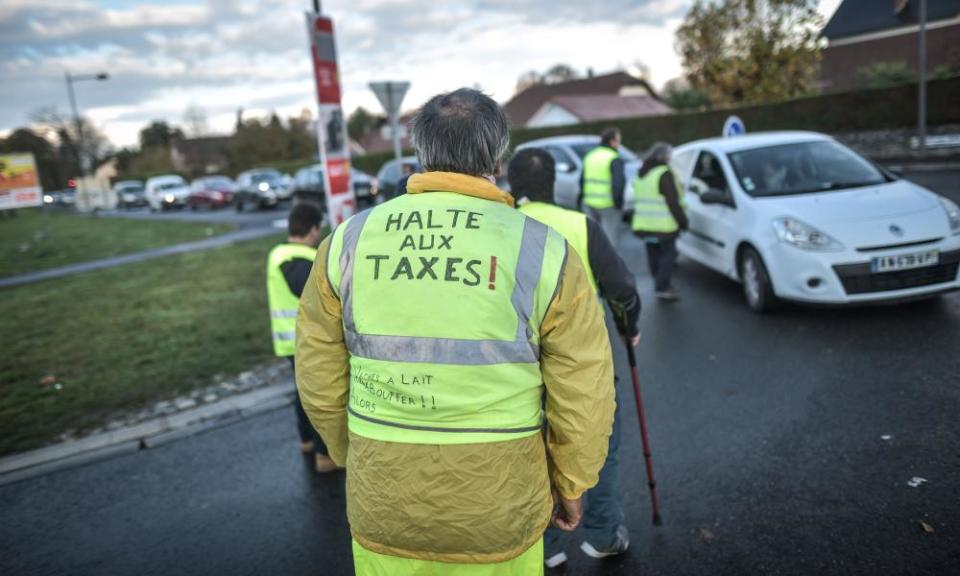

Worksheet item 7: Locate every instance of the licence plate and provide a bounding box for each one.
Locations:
[870,250,939,273]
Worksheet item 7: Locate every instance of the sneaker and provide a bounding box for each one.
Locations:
[544,551,568,568]
[313,453,339,473]
[580,525,629,558]
[655,290,679,301]
[300,440,315,454]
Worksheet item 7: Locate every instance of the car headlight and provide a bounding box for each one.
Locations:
[940,197,960,234]
[43,194,54,204]
[772,217,844,251]
[258,182,269,192]
[370,179,379,196]
[164,194,175,203]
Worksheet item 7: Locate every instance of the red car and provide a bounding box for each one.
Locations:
[188,176,235,210]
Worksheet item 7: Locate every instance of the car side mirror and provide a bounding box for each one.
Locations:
[700,188,732,207]
[556,162,574,174]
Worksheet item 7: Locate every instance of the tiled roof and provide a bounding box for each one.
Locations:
[547,94,672,122]
[822,0,960,40]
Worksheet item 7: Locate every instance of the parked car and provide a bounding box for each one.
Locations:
[188,175,235,210]
[234,168,282,211]
[43,189,75,207]
[113,180,146,209]
[145,174,190,211]
[509,135,640,208]
[376,157,422,200]
[670,131,960,312]
[292,164,381,209]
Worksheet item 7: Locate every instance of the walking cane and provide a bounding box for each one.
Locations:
[617,308,663,526]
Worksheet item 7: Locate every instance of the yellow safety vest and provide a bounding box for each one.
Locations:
[327,192,567,445]
[266,243,318,357]
[582,146,619,209]
[518,201,597,294]
[631,165,685,234]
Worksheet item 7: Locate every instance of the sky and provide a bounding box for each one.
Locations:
[0,0,843,148]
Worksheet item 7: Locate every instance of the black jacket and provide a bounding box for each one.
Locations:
[577,145,626,210]
[584,216,641,337]
[280,252,313,298]
[632,159,688,237]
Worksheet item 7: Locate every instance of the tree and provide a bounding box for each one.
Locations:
[347,106,377,141]
[675,0,823,106]
[139,121,184,149]
[663,77,712,111]
[29,107,112,177]
[514,63,582,94]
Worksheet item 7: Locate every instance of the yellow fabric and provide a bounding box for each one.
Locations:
[266,242,317,356]
[581,147,618,209]
[352,539,544,576]
[518,201,596,293]
[406,172,515,207]
[632,165,685,234]
[296,173,614,564]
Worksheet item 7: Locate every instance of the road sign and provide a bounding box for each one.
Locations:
[723,116,745,138]
[306,12,354,226]
[0,153,42,210]
[369,82,410,117]
[370,81,410,161]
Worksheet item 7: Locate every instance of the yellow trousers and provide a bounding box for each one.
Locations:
[352,539,543,576]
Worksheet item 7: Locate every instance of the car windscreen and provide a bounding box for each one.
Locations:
[157,181,184,191]
[250,172,281,183]
[570,143,638,161]
[727,141,887,197]
[201,177,233,188]
[118,183,144,192]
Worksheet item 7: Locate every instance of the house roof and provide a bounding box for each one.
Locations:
[543,94,671,122]
[822,0,960,40]
[503,71,659,127]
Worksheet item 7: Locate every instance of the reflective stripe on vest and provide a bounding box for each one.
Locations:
[266,242,318,357]
[631,165,685,234]
[582,146,618,209]
[518,201,597,294]
[327,192,567,445]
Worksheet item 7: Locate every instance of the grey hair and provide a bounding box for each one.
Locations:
[409,88,511,177]
[646,142,672,164]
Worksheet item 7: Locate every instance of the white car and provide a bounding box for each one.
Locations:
[670,131,960,312]
[512,135,641,209]
[145,174,191,211]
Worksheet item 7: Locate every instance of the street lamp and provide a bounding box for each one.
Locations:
[65,70,109,177]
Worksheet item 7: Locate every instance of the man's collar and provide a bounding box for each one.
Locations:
[406,172,515,207]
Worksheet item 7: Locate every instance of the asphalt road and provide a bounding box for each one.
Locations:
[3,215,958,575]
[99,203,290,229]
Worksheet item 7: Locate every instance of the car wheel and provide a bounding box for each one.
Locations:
[739,247,779,313]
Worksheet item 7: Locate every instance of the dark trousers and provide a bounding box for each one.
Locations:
[642,235,678,292]
[288,357,328,455]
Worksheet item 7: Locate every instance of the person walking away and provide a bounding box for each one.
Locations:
[629,142,688,301]
[296,88,615,575]
[266,203,335,473]
[510,148,640,567]
[580,127,626,245]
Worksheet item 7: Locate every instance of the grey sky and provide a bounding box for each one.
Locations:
[0,0,840,148]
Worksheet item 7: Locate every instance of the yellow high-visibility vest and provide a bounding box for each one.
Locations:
[582,146,619,209]
[632,165,685,234]
[266,243,317,357]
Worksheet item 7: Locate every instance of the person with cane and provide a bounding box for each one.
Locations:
[509,148,643,568]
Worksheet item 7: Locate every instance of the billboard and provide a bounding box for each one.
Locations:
[306,12,355,226]
[0,153,43,210]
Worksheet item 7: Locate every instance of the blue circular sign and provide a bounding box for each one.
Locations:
[723,116,745,138]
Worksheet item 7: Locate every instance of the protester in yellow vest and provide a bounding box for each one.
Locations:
[579,127,626,244]
[510,147,640,568]
[296,88,615,576]
[628,142,688,301]
[266,203,336,473]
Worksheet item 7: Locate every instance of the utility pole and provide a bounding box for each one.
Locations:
[917,0,927,152]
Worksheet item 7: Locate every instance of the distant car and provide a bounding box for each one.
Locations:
[376,157,422,200]
[671,131,960,312]
[145,175,190,211]
[234,168,282,211]
[188,175,235,210]
[113,180,146,209]
[43,189,75,207]
[510,135,640,209]
[292,164,381,209]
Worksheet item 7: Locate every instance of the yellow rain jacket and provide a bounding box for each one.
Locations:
[296,172,615,564]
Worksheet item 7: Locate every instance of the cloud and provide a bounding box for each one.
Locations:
[0,0,690,147]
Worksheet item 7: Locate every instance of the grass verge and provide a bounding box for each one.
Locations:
[0,233,287,456]
[0,208,235,278]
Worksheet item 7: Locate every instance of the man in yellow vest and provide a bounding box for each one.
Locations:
[629,142,688,301]
[296,88,615,575]
[510,147,640,568]
[580,127,626,244]
[265,203,336,473]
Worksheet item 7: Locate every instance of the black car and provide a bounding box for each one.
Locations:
[234,169,282,211]
[292,164,381,210]
[113,180,147,209]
